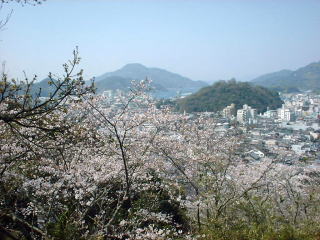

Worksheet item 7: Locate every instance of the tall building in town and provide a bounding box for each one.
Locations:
[222,103,236,119]
[278,104,293,122]
[237,104,257,124]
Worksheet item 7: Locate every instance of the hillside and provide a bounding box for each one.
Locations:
[252,61,320,91]
[94,75,167,93]
[27,78,59,97]
[94,76,131,92]
[95,63,207,90]
[33,64,208,96]
[176,80,283,113]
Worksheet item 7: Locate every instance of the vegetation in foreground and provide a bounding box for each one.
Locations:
[0,51,320,240]
[0,2,319,239]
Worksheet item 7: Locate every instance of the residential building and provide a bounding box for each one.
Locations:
[222,103,236,119]
[237,104,257,124]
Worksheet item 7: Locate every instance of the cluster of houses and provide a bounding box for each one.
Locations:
[243,119,320,165]
[221,93,320,165]
[222,93,320,125]
[100,89,320,166]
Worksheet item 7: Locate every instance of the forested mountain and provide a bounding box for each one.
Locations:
[94,75,167,93]
[176,80,283,113]
[95,63,208,90]
[252,61,320,91]
[94,76,131,91]
[28,78,56,96]
[33,64,208,95]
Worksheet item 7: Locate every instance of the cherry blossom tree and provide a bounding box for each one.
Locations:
[1,1,319,240]
[1,74,193,239]
[1,73,320,239]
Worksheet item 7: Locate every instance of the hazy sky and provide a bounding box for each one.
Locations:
[1,0,320,82]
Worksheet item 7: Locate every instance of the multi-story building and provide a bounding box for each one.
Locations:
[264,108,278,119]
[237,104,257,124]
[278,105,293,122]
[222,103,236,119]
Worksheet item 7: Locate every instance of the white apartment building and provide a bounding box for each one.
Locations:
[222,103,236,119]
[237,104,257,124]
[278,105,293,122]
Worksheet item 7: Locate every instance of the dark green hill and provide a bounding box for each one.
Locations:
[252,61,320,91]
[176,80,283,113]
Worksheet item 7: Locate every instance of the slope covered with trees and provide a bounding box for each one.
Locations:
[252,61,320,91]
[95,63,207,90]
[94,75,167,93]
[32,63,206,95]
[176,80,283,113]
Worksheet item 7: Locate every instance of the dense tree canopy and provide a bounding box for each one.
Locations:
[176,80,283,113]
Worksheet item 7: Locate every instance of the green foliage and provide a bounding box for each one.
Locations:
[197,193,320,240]
[269,86,301,93]
[200,222,320,240]
[46,209,83,240]
[176,80,283,113]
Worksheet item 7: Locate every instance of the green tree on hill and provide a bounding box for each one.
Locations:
[176,80,283,113]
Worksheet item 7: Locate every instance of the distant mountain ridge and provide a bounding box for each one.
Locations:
[94,75,167,93]
[252,61,320,91]
[29,78,57,96]
[94,63,207,92]
[32,64,208,97]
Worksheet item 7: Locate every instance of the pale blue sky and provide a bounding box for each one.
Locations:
[0,0,320,82]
